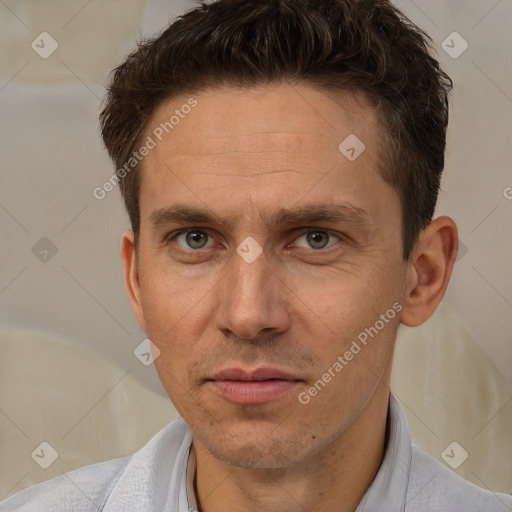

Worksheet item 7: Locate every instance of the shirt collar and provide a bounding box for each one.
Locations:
[355,394,412,511]
[184,444,198,511]
[184,395,411,511]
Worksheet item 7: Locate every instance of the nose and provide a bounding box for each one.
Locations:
[214,245,291,340]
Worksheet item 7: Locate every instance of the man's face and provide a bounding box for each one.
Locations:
[129,84,408,468]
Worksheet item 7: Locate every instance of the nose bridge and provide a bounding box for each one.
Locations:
[215,244,288,339]
[229,246,273,309]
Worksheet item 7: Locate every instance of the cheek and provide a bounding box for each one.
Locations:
[302,306,399,424]
[297,261,403,377]
[297,259,400,328]
[139,259,208,338]
[138,285,197,396]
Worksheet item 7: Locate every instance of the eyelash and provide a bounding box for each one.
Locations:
[165,228,345,254]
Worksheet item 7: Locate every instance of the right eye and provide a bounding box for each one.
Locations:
[169,229,216,251]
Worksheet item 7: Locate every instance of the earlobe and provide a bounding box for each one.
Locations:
[400,216,458,327]
[120,230,146,332]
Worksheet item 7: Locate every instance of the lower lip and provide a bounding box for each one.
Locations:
[209,380,300,405]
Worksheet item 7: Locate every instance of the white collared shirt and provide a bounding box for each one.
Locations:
[2,396,511,511]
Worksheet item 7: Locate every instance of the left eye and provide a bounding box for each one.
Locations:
[293,230,341,250]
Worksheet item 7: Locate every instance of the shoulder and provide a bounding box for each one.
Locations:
[406,446,512,511]
[0,456,129,512]
[0,417,190,512]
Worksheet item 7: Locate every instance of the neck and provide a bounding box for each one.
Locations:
[192,384,391,512]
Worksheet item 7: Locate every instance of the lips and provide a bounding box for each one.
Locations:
[212,367,299,382]
[208,367,303,405]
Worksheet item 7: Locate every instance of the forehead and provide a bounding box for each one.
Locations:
[147,84,380,162]
[137,84,395,229]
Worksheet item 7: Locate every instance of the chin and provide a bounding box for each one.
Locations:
[205,438,303,469]
[194,419,320,469]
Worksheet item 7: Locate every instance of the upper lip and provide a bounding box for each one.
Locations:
[210,367,301,381]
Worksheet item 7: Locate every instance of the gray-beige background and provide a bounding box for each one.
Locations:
[0,0,511,501]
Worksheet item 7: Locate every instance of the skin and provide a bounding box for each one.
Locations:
[121,84,458,512]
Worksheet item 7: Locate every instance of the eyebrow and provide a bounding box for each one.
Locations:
[149,202,372,232]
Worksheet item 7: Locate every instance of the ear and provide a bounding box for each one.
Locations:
[121,230,147,333]
[400,216,458,327]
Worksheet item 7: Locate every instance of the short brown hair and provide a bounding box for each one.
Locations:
[100,0,452,260]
